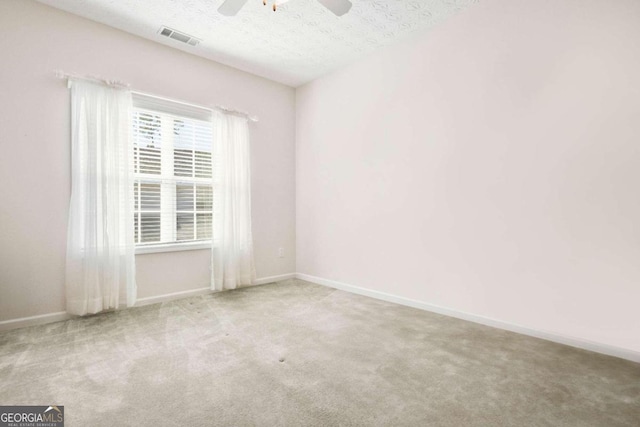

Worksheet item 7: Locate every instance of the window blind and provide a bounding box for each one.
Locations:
[132,93,214,247]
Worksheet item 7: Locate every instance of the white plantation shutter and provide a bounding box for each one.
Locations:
[132,93,213,247]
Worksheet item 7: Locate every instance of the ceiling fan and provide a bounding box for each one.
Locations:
[218,0,353,16]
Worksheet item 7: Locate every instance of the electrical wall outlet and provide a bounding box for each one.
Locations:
[278,247,284,258]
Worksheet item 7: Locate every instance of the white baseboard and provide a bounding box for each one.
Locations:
[0,273,297,332]
[0,311,72,332]
[6,271,635,363]
[295,273,640,363]
[253,273,296,286]
[136,286,213,306]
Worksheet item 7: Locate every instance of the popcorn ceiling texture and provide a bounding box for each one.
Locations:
[35,0,478,86]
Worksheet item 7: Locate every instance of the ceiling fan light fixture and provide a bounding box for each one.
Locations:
[219,0,351,16]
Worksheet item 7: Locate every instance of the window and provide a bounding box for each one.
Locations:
[132,94,213,252]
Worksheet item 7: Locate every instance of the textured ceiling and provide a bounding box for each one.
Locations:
[36,0,478,87]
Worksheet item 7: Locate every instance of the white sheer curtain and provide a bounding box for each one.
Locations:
[211,111,255,290]
[65,80,136,315]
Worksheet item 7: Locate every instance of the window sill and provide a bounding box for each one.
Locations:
[135,241,211,255]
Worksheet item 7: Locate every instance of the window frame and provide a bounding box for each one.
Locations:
[135,240,211,255]
[132,104,214,255]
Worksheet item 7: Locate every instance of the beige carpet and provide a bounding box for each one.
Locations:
[0,279,638,426]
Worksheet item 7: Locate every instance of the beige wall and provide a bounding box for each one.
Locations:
[0,0,296,321]
[2,0,639,356]
[296,0,640,353]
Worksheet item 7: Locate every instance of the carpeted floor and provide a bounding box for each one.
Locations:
[0,279,638,426]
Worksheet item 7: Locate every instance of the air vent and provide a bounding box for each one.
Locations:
[158,26,201,47]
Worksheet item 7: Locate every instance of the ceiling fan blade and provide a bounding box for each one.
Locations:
[317,0,352,16]
[218,0,249,16]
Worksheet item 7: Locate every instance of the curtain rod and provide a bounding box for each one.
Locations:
[53,69,259,123]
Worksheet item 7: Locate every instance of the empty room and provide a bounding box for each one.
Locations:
[0,0,638,425]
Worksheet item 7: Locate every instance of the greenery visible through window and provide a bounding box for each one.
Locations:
[132,109,213,246]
